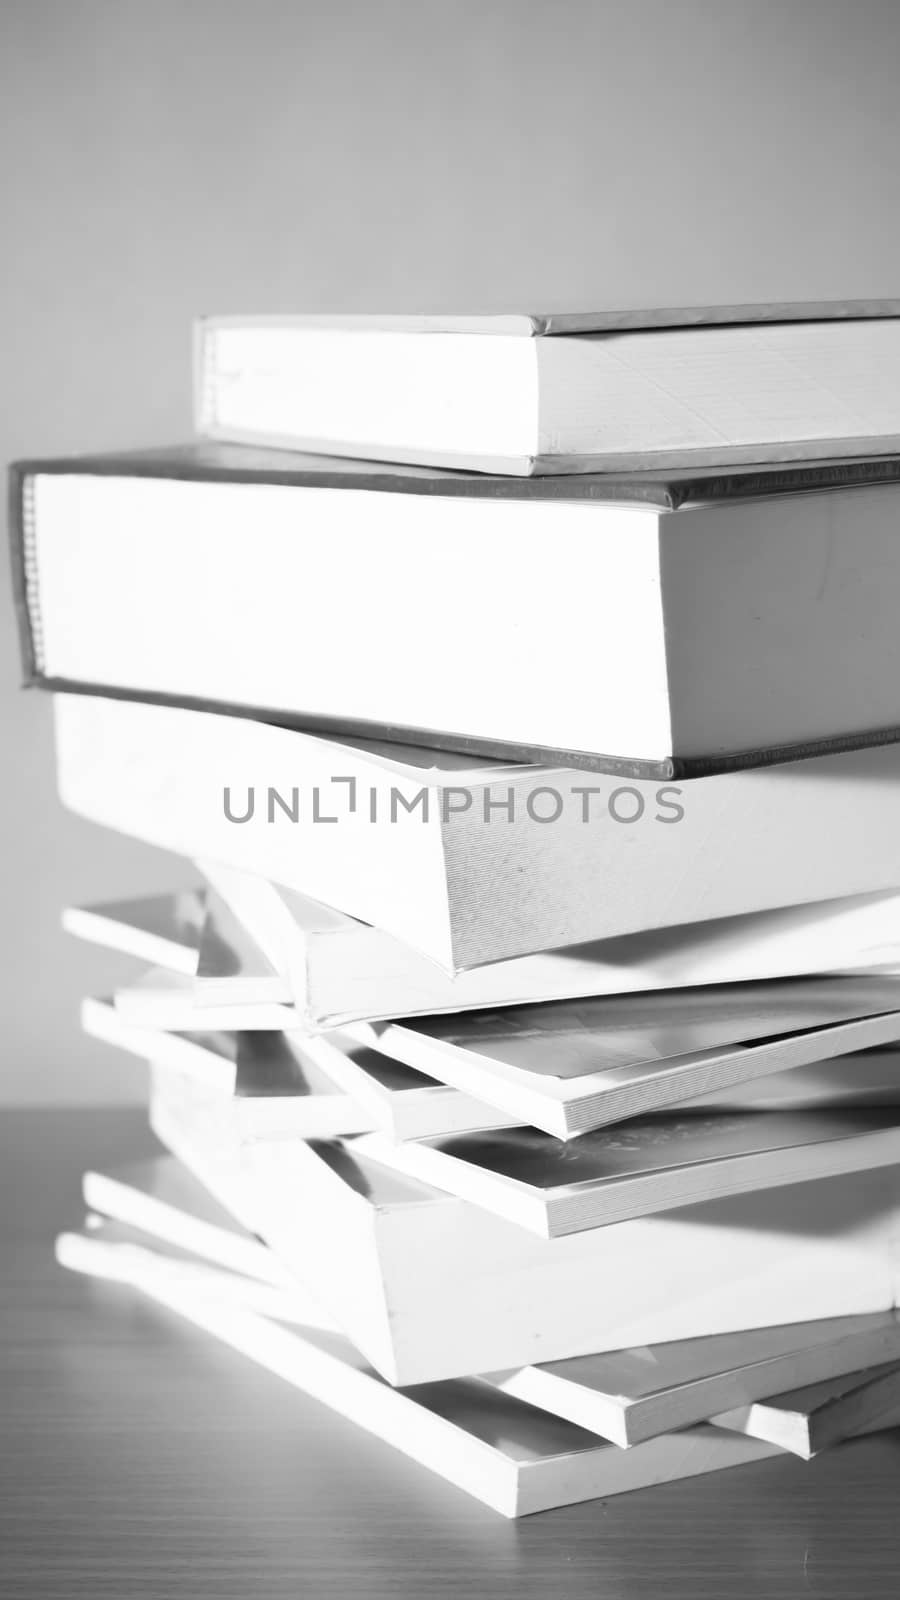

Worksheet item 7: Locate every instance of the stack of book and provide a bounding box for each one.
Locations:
[18,302,900,1518]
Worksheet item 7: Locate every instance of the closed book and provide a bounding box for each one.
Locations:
[106,967,900,1139]
[51,693,900,971]
[57,1220,332,1330]
[690,1048,900,1113]
[349,976,900,1138]
[89,987,501,1144]
[112,967,297,1033]
[88,989,504,1141]
[68,877,900,1029]
[64,1199,900,1451]
[195,304,900,476]
[285,1031,900,1134]
[488,1319,900,1448]
[82,992,900,1146]
[65,887,291,1006]
[18,444,900,774]
[81,1157,291,1286]
[712,1360,900,1458]
[62,888,207,976]
[82,996,375,1139]
[144,1089,900,1386]
[355,1110,900,1238]
[56,1224,787,1520]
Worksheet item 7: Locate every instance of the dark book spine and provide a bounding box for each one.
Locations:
[7,463,41,687]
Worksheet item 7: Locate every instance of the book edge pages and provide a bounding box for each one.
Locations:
[197,302,900,336]
[197,421,900,477]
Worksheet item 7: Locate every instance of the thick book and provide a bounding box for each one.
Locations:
[62,1201,900,1451]
[70,876,900,1030]
[355,1110,900,1238]
[51,693,900,971]
[349,976,900,1138]
[195,305,900,476]
[146,1091,900,1385]
[18,443,900,776]
[711,1360,900,1458]
[57,1227,787,1519]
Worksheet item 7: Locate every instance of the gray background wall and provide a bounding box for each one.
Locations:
[2,0,899,1103]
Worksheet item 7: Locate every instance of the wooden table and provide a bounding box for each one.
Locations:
[2,1108,900,1598]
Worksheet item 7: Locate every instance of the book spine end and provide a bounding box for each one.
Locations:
[7,464,43,687]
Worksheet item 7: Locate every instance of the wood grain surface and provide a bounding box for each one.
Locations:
[2,1108,899,1599]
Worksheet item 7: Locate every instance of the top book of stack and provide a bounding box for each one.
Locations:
[195,301,900,476]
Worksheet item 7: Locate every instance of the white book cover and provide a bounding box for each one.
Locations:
[712,1359,900,1457]
[62,887,207,975]
[355,1109,900,1238]
[83,995,505,1141]
[145,1091,900,1386]
[66,888,293,1006]
[87,988,900,1147]
[296,1029,900,1133]
[685,1048,900,1112]
[81,866,900,1031]
[190,890,290,1004]
[350,976,900,1138]
[81,1157,292,1287]
[53,693,900,972]
[207,861,900,1027]
[29,448,900,776]
[57,1224,788,1519]
[195,308,900,475]
[67,1190,900,1450]
[58,1221,333,1329]
[112,967,298,1032]
[82,996,375,1139]
[490,1317,900,1449]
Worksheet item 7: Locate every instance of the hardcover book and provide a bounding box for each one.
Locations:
[195,304,900,476]
[18,444,900,774]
